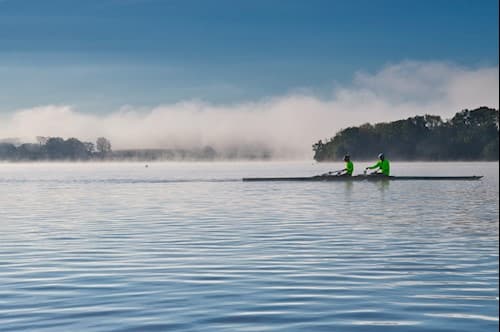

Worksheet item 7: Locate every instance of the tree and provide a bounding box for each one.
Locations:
[64,138,90,160]
[0,143,17,160]
[36,136,49,146]
[313,107,499,161]
[84,142,95,155]
[312,140,325,161]
[96,137,112,155]
[18,143,43,160]
[45,137,66,159]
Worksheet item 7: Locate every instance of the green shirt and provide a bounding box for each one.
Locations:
[346,160,354,175]
[368,159,390,176]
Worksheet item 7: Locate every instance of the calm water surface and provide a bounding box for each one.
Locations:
[0,162,498,331]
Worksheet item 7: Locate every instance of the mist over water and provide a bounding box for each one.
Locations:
[1,62,498,159]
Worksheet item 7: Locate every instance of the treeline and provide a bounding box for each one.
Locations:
[0,136,272,161]
[112,146,271,161]
[0,137,112,161]
[313,107,499,161]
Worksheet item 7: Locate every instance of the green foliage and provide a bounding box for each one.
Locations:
[313,107,499,161]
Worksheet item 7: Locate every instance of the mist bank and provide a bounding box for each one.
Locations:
[314,107,499,162]
[0,61,498,159]
[2,107,498,162]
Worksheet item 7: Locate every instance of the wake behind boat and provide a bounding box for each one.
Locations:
[242,174,483,182]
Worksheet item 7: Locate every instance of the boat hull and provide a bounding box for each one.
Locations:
[242,175,483,182]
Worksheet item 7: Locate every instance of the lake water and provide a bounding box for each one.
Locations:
[0,162,498,332]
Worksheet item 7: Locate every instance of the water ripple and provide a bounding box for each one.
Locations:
[0,162,498,331]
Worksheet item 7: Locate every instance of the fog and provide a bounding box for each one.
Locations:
[1,61,498,159]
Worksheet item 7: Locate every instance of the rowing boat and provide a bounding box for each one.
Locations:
[242,175,483,182]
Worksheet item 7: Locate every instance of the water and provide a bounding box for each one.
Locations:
[0,162,498,332]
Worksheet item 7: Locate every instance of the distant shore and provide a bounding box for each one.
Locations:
[313,107,499,162]
[1,159,499,164]
[2,107,498,163]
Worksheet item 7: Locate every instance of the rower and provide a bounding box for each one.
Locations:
[365,153,390,176]
[338,155,354,176]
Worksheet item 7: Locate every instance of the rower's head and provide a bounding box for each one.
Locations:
[378,153,385,160]
[343,155,350,162]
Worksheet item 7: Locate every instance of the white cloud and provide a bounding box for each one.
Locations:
[1,61,498,159]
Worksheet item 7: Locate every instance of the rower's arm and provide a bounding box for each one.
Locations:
[366,162,380,170]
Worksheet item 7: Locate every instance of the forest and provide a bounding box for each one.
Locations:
[313,107,499,161]
[0,136,270,161]
[0,137,112,161]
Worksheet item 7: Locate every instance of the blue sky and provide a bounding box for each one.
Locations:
[0,0,498,113]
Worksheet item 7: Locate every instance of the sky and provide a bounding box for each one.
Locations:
[0,0,498,157]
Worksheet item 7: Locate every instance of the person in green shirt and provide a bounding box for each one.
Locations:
[338,155,354,176]
[365,153,390,176]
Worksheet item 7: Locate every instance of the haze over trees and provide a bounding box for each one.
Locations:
[313,107,499,161]
[1,107,498,162]
[96,137,112,155]
[0,137,271,161]
[0,137,104,161]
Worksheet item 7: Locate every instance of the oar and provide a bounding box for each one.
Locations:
[321,169,343,176]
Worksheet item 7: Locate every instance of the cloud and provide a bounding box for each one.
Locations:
[1,61,498,159]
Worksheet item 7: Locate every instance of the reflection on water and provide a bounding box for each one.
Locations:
[375,179,390,192]
[0,162,498,332]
